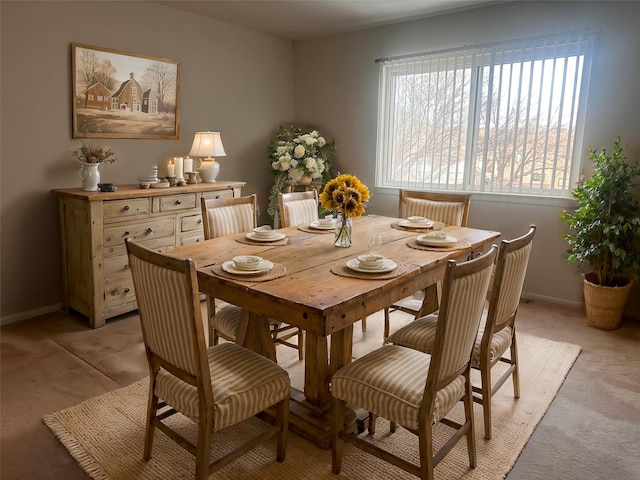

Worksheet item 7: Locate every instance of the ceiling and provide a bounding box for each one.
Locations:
[156,0,505,41]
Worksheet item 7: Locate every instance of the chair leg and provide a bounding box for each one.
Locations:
[480,360,493,440]
[143,390,159,461]
[511,331,521,399]
[418,419,435,480]
[195,411,214,480]
[383,307,391,342]
[276,395,290,462]
[331,396,346,474]
[298,329,305,361]
[368,413,376,434]
[361,317,367,332]
[464,370,477,468]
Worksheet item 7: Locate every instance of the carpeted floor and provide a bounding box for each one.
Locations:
[42,328,580,479]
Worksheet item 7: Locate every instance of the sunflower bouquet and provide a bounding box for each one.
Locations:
[320,174,370,246]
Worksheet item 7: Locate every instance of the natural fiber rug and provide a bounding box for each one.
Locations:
[43,315,580,480]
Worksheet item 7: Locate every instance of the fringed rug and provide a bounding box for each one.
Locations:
[43,328,580,479]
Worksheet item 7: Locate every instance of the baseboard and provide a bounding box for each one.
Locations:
[521,291,584,309]
[1,304,62,327]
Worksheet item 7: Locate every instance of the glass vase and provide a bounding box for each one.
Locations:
[334,214,352,247]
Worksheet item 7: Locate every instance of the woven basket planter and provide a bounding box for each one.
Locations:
[583,272,633,330]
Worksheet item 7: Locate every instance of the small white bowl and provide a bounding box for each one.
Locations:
[357,254,386,268]
[426,231,448,239]
[407,216,429,224]
[232,255,263,271]
[252,225,275,237]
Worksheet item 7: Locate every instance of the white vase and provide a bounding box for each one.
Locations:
[79,163,101,191]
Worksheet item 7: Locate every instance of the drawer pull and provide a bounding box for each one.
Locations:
[198,219,202,224]
[176,199,182,205]
[124,288,130,293]
[215,194,221,199]
[146,227,153,234]
[124,230,130,236]
[124,205,130,211]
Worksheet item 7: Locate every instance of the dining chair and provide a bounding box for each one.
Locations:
[278,190,319,228]
[331,245,497,480]
[200,195,305,360]
[387,225,536,439]
[125,238,290,480]
[383,190,472,339]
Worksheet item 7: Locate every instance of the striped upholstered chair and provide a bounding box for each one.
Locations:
[125,238,290,480]
[331,245,497,480]
[388,225,536,439]
[278,190,319,228]
[383,190,472,339]
[200,195,305,360]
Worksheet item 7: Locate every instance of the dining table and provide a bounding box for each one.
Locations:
[170,214,500,449]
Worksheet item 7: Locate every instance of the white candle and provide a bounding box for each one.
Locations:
[174,157,184,180]
[183,157,193,174]
[167,160,175,177]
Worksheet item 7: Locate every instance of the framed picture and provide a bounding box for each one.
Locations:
[72,43,179,139]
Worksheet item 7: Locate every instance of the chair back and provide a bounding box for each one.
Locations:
[425,245,497,394]
[201,194,257,239]
[399,190,471,226]
[126,238,208,381]
[278,190,319,227]
[486,225,536,334]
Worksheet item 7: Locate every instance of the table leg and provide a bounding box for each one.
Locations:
[237,309,276,361]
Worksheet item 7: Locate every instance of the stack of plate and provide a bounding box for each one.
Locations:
[138,164,159,184]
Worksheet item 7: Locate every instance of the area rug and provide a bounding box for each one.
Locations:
[43,329,580,479]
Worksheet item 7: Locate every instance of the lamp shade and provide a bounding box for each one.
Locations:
[189,131,226,158]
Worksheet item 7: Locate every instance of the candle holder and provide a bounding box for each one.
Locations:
[167,176,177,187]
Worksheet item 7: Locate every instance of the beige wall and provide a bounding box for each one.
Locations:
[292,1,640,318]
[1,1,294,322]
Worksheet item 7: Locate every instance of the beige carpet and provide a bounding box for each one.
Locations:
[43,328,580,479]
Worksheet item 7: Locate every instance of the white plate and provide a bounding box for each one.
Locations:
[309,220,335,230]
[399,219,435,228]
[245,232,286,242]
[346,258,397,273]
[222,260,273,275]
[416,234,458,246]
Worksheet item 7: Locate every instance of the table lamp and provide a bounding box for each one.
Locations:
[189,131,226,183]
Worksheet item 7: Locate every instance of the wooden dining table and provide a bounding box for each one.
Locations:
[171,215,500,448]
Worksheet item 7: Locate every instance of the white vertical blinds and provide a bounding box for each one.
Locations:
[376,32,596,197]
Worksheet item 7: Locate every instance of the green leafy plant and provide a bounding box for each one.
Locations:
[561,136,640,286]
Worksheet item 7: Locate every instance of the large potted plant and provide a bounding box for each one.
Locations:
[561,136,640,330]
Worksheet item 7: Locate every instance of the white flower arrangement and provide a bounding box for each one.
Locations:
[269,124,335,182]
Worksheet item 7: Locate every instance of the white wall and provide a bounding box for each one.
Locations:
[0,1,294,322]
[292,1,640,318]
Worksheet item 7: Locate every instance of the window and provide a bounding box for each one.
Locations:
[376,32,596,197]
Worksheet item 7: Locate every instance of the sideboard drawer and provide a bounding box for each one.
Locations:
[104,218,175,247]
[201,190,234,201]
[154,193,197,212]
[103,199,150,220]
[181,213,203,232]
[104,278,136,309]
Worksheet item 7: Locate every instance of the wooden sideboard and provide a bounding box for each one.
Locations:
[52,182,245,328]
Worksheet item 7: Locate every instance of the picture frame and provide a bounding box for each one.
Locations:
[72,43,180,139]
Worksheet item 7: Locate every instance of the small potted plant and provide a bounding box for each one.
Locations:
[71,140,117,191]
[561,136,640,329]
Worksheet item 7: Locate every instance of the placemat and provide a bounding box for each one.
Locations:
[391,220,445,232]
[406,238,471,252]
[297,224,334,234]
[330,261,413,280]
[210,263,287,282]
[235,235,290,246]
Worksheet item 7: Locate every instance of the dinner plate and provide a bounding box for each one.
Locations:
[346,258,397,273]
[416,234,458,246]
[245,232,286,242]
[222,260,273,275]
[309,220,335,230]
[399,219,435,228]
